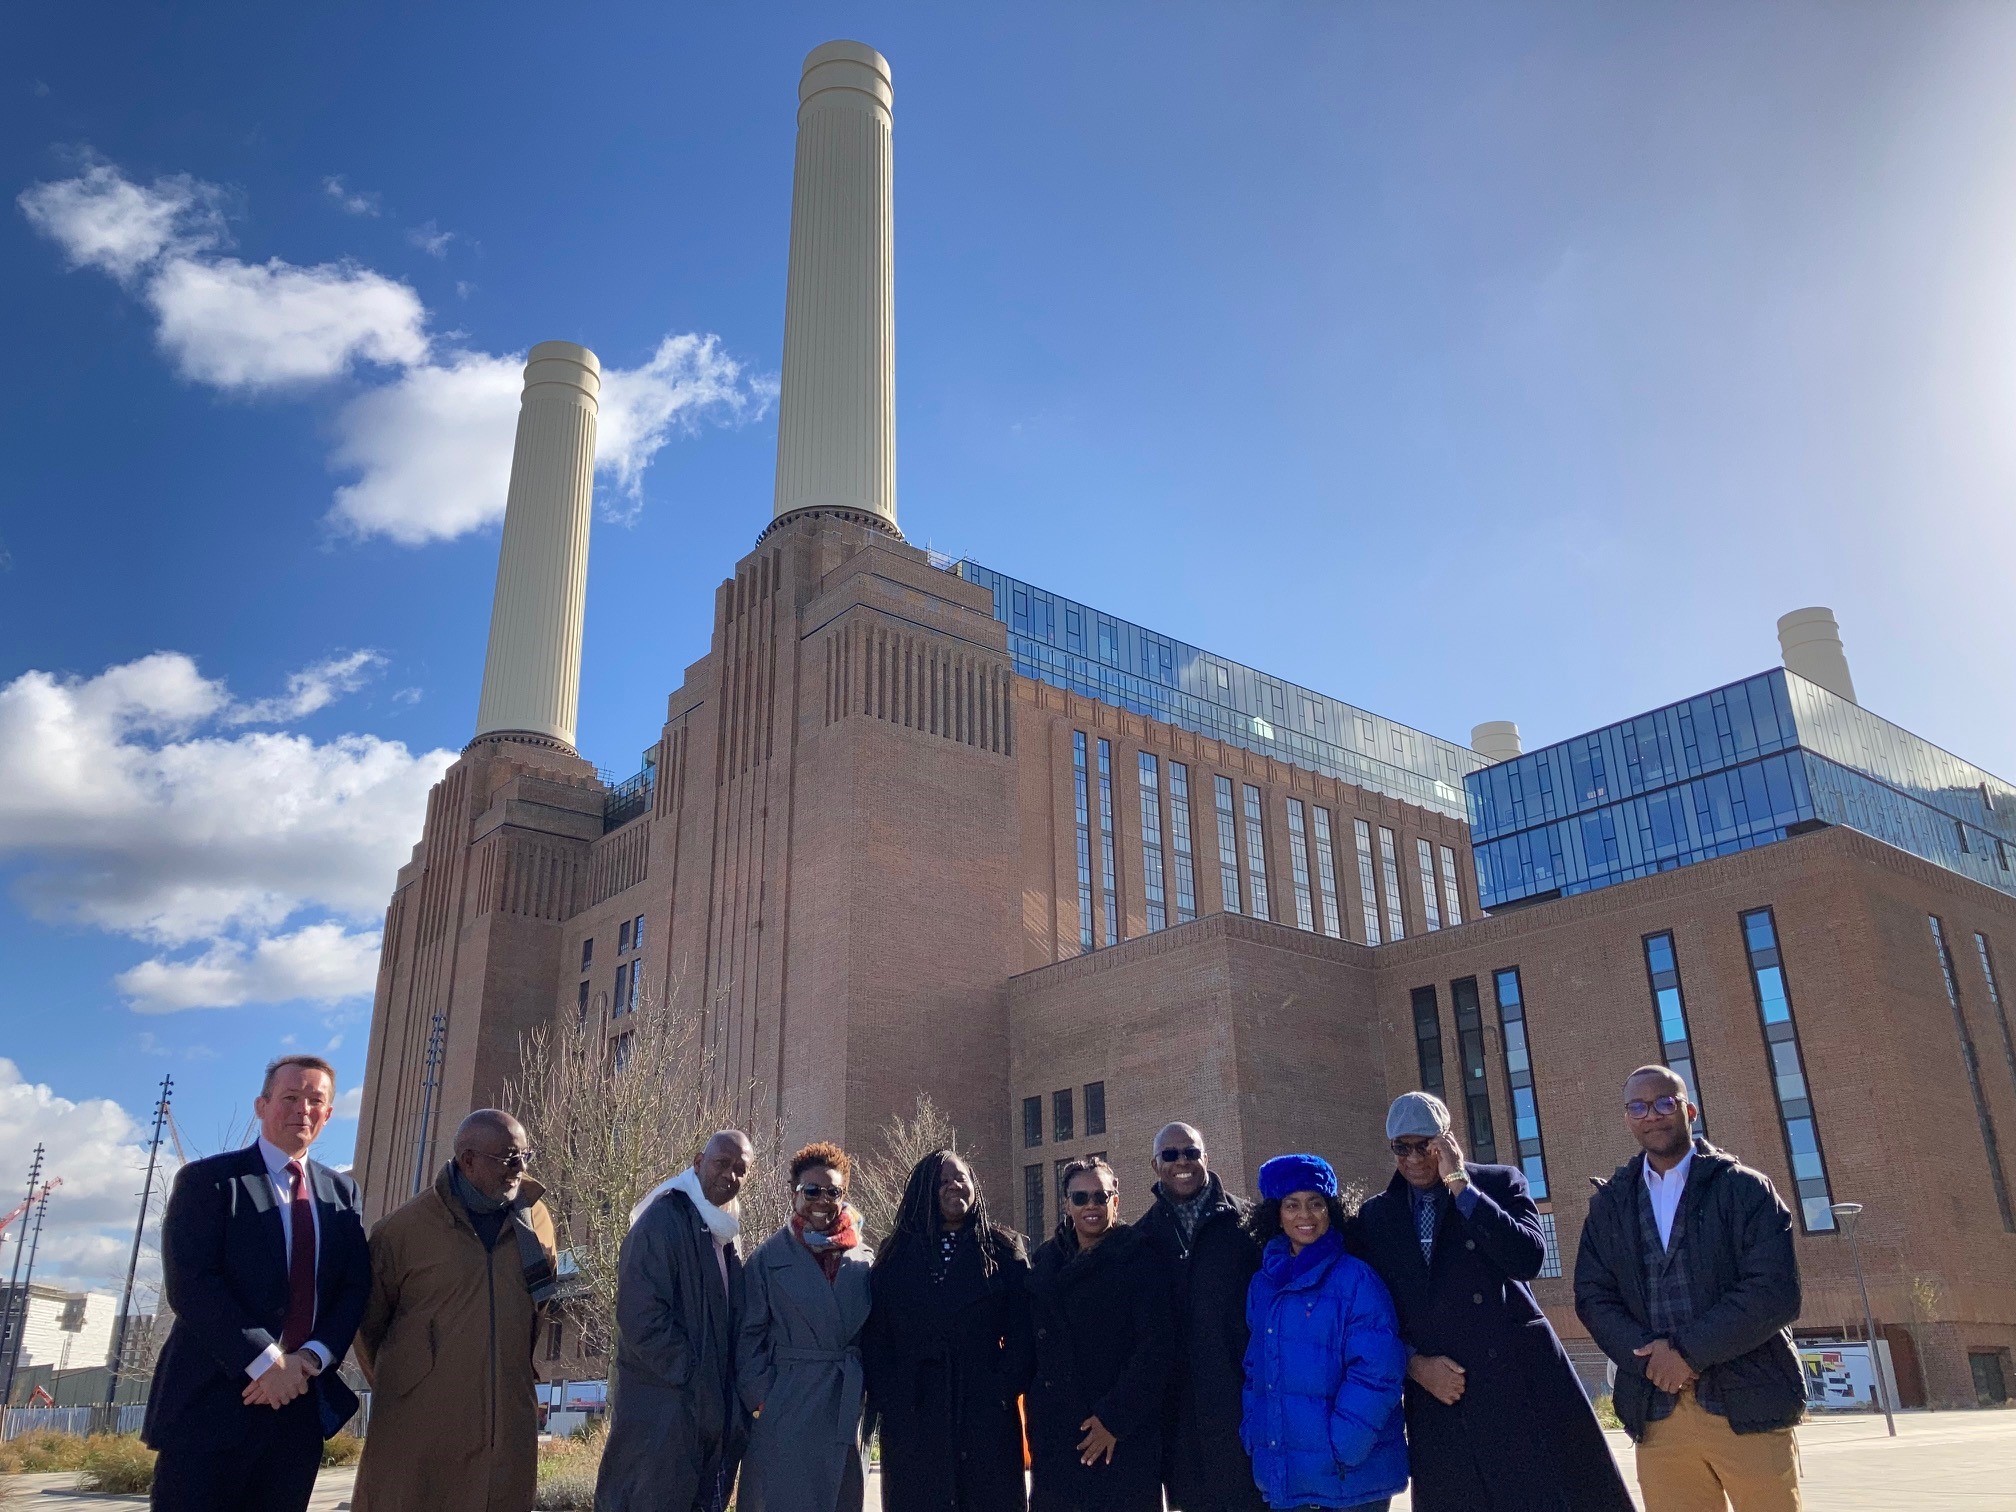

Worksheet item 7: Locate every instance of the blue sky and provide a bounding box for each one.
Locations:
[4,4,2015,1289]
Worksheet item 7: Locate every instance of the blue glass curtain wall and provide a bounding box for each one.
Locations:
[959,562,1480,818]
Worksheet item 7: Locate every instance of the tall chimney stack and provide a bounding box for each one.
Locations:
[473,341,601,749]
[1472,721,1523,764]
[770,40,899,539]
[1776,606,1857,705]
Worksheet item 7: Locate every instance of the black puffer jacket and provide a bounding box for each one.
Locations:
[1573,1139,1805,1441]
[1136,1177,1264,1511]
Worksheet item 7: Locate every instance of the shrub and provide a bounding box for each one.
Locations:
[1592,1392,1623,1431]
[0,1429,92,1474]
[77,1434,157,1495]
[321,1432,365,1467]
[534,1420,606,1511]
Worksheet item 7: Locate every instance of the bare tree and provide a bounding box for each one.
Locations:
[1906,1274,1944,1409]
[851,1094,963,1246]
[507,987,775,1361]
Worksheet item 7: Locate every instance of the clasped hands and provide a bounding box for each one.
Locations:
[242,1349,321,1409]
[1633,1337,1697,1395]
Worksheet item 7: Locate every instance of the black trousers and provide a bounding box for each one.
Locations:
[151,1394,322,1512]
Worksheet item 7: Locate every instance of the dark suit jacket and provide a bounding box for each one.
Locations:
[142,1143,372,1448]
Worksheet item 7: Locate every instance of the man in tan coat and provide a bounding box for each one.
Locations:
[354,1109,560,1512]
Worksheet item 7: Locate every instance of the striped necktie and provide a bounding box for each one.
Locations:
[1415,1188,1438,1264]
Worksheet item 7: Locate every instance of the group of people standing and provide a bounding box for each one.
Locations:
[138,1052,1806,1512]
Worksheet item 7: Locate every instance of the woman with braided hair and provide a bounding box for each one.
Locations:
[864,1151,1034,1512]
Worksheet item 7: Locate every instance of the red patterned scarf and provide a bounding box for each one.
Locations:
[792,1206,861,1282]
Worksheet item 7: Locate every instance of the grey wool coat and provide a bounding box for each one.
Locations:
[734,1225,875,1512]
[594,1190,747,1512]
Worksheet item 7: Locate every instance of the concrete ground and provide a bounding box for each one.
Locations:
[5,1411,2011,1509]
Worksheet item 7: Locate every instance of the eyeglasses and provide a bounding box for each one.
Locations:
[475,1149,535,1170]
[1067,1189,1115,1208]
[1389,1140,1436,1160]
[1626,1096,1683,1120]
[796,1183,844,1201]
[1157,1145,1204,1164]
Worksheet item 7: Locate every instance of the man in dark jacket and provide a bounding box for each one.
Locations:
[1351,1093,1631,1512]
[1134,1123,1264,1512]
[596,1130,754,1512]
[1574,1067,1804,1512]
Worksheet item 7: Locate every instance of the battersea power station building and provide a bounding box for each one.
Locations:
[355,41,2016,1408]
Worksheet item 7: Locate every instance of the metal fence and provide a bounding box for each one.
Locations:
[1,1403,146,1440]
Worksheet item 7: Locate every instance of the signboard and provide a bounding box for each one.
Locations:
[1799,1340,1897,1411]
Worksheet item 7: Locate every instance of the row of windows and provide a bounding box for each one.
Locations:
[1022,1081,1107,1148]
[1075,731,1461,952]
[577,914,649,1022]
[1930,917,2015,1232]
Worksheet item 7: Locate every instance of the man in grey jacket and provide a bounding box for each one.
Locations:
[596,1131,754,1512]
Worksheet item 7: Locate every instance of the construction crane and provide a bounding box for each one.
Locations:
[0,1177,60,1240]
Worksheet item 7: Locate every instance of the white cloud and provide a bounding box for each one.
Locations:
[0,653,452,948]
[332,1085,364,1121]
[146,255,428,389]
[17,160,223,282]
[117,922,381,1012]
[322,175,380,217]
[224,650,385,725]
[20,156,769,543]
[0,1058,174,1295]
[406,220,454,258]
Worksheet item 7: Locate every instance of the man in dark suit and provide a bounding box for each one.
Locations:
[143,1053,372,1512]
[1350,1091,1632,1512]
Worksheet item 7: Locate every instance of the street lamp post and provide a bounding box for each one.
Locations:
[1830,1201,1897,1437]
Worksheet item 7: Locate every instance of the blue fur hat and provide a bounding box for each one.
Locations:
[1257,1153,1338,1202]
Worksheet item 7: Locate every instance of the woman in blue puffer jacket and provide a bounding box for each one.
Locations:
[1241,1154,1408,1512]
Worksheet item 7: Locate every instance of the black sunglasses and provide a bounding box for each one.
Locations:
[1068,1189,1114,1208]
[1389,1140,1436,1160]
[474,1148,535,1170]
[1157,1145,1204,1164]
[796,1183,844,1201]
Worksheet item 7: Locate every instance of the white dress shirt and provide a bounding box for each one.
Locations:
[1642,1148,1694,1252]
[246,1137,331,1379]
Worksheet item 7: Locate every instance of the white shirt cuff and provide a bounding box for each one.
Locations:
[247,1343,284,1380]
[303,1341,332,1371]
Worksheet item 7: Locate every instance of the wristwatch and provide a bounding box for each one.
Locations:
[1442,1170,1469,1193]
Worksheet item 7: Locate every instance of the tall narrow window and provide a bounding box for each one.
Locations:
[1311,808,1343,938]
[1641,932,1706,1126]
[1169,763,1199,923]
[628,962,642,1014]
[633,914,647,954]
[1976,934,2016,1105]
[1023,1096,1043,1148]
[1354,819,1383,945]
[1416,838,1443,931]
[1439,846,1464,927]
[1097,739,1119,946]
[618,919,633,953]
[1411,986,1445,1098]
[1073,733,1094,952]
[1451,977,1499,1162]
[1536,1212,1563,1279]
[1242,785,1271,919]
[1084,1081,1107,1136]
[1286,800,1316,931]
[1931,917,2015,1231]
[1215,777,1242,915]
[1024,1165,1044,1234]
[1740,909,1836,1233]
[1378,826,1407,941]
[1493,968,1550,1199]
[1052,1088,1075,1143]
[1138,754,1168,933]
[581,938,595,972]
[613,963,631,1020]
[576,980,590,1023]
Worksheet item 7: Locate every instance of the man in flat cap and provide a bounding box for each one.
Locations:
[1349,1092,1630,1511]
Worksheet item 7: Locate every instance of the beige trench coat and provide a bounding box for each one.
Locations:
[352,1167,558,1512]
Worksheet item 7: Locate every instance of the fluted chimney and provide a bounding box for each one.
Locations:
[770,40,899,539]
[1777,607,1857,705]
[473,341,601,749]
[1472,721,1523,764]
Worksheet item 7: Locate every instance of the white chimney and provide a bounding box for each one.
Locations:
[1776,607,1857,705]
[1472,721,1523,764]
[771,40,899,539]
[473,341,601,749]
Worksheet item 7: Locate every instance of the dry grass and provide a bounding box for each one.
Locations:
[76,1434,157,1495]
[321,1431,365,1467]
[0,1429,92,1474]
[533,1419,607,1510]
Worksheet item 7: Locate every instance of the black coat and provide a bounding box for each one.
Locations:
[1351,1166,1631,1512]
[1135,1177,1264,1512]
[144,1144,370,1449]
[864,1224,1035,1512]
[1573,1139,1805,1442]
[1026,1224,1174,1512]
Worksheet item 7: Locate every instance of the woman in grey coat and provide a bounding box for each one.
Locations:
[736,1141,875,1512]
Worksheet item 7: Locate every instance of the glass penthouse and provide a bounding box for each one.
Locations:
[1467,667,2016,911]
[958,561,1482,820]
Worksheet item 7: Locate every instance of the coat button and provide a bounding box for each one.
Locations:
[1036,1328,1046,1339]
[1465,1240,1476,1250]
[1473,1293,1484,1305]
[1488,1348,1498,1360]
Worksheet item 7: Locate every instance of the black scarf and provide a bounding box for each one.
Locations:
[446,1162,559,1304]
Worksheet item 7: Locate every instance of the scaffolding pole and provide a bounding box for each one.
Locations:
[0,1184,55,1404]
[411,1012,448,1196]
[0,1145,45,1407]
[103,1075,173,1415]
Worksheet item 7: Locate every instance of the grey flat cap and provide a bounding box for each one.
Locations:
[1386,1091,1452,1140]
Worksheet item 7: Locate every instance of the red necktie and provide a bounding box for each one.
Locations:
[279,1160,316,1352]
